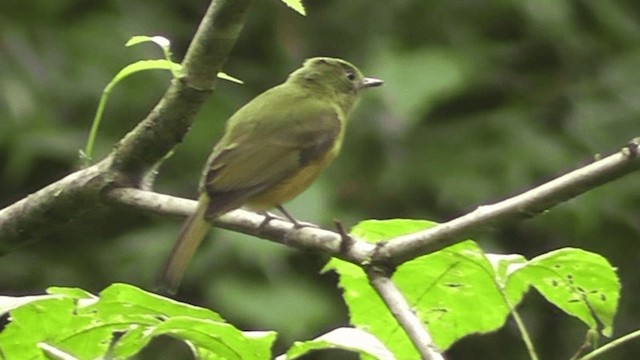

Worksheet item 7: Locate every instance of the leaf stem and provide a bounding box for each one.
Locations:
[509,306,539,360]
[579,329,640,360]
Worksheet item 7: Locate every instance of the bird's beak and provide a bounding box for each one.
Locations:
[360,77,384,89]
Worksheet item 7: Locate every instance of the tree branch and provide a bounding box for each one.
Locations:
[104,188,377,264]
[0,0,252,247]
[105,139,640,270]
[367,267,444,360]
[0,164,110,251]
[375,139,640,265]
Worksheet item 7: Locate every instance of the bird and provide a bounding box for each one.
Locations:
[157,57,383,293]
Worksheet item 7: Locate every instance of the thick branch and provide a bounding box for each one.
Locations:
[106,139,640,269]
[0,0,251,247]
[109,0,251,180]
[367,268,444,360]
[0,164,110,251]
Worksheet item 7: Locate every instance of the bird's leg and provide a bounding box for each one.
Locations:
[277,205,320,229]
[276,205,304,228]
[256,205,317,230]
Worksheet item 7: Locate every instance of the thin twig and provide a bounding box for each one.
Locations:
[366,267,444,360]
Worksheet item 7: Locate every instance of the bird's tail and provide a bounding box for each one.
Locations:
[157,194,211,294]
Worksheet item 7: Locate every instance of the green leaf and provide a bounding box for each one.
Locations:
[0,295,61,316]
[398,242,530,350]
[329,220,620,357]
[280,0,306,15]
[81,283,227,357]
[0,297,115,360]
[348,218,438,243]
[126,35,172,50]
[486,253,529,304]
[81,35,242,165]
[327,219,529,356]
[92,283,224,321]
[124,35,179,78]
[37,343,79,360]
[279,327,394,360]
[0,283,276,359]
[151,317,276,360]
[510,248,620,336]
[111,59,182,83]
[47,287,96,300]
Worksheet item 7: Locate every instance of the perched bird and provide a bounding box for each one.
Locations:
[158,57,383,293]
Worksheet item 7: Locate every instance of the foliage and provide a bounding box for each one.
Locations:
[0,284,274,359]
[82,35,241,165]
[0,221,621,359]
[327,220,620,358]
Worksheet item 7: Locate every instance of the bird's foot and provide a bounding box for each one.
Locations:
[256,206,318,231]
[276,205,318,229]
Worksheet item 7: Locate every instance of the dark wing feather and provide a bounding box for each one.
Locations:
[200,87,342,217]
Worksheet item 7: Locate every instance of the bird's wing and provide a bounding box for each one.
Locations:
[201,97,342,216]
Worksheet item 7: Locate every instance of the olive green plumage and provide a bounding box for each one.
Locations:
[158,57,383,293]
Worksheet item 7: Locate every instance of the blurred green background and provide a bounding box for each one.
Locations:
[2,0,640,358]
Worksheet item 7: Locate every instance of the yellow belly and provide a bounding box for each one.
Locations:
[245,150,337,210]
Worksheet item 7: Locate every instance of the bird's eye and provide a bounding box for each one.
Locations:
[345,70,356,81]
